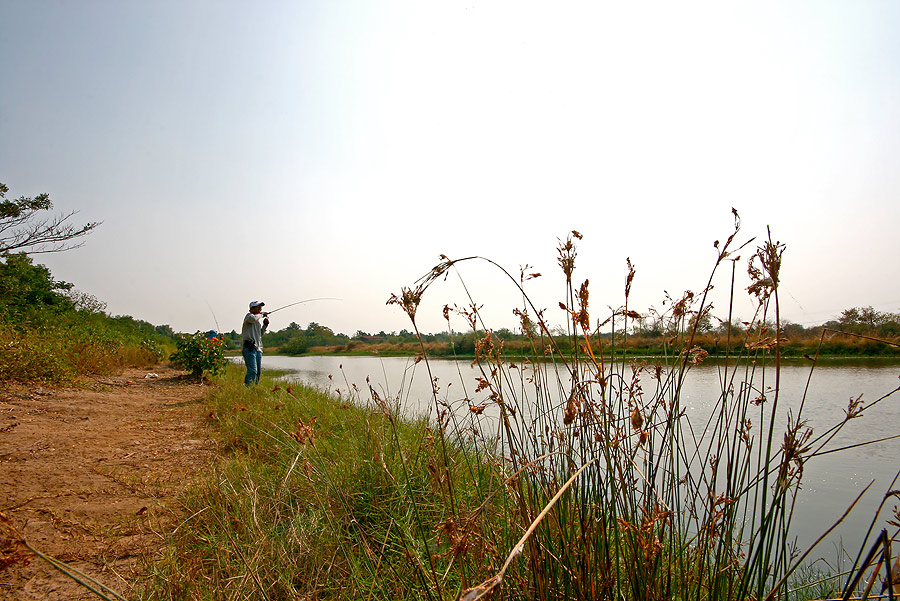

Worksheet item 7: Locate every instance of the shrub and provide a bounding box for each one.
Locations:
[0,327,75,383]
[169,331,227,376]
[281,336,309,355]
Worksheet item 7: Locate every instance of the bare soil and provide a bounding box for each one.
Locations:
[0,366,217,600]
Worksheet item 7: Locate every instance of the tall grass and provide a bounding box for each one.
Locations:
[0,316,166,383]
[144,216,900,600]
[141,367,510,599]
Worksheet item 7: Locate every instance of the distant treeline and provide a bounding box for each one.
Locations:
[216,323,459,355]
[235,305,900,358]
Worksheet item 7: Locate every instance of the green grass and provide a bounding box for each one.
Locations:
[140,365,515,600]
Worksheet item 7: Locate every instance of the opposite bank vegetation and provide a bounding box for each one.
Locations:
[222,305,900,360]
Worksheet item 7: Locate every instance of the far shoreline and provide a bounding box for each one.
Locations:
[228,348,900,366]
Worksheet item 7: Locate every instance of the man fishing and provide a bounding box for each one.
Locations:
[241,300,269,386]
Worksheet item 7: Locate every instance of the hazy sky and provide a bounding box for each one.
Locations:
[2,1,899,336]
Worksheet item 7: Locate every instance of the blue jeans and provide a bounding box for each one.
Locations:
[242,344,262,386]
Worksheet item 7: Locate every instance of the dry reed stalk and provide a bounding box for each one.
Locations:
[457,459,595,601]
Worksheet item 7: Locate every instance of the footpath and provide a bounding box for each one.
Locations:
[0,366,216,600]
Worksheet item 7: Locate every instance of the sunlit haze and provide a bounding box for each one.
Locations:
[2,1,899,336]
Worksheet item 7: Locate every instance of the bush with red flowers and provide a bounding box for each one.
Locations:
[170,331,227,377]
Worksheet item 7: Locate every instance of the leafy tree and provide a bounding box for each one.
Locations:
[0,252,74,323]
[831,306,900,337]
[714,318,746,336]
[305,322,335,342]
[0,182,100,254]
[0,254,177,382]
[494,328,514,340]
[688,312,714,334]
[263,321,348,351]
[281,336,309,355]
[781,320,808,338]
[261,322,305,348]
[155,324,176,338]
[66,289,107,314]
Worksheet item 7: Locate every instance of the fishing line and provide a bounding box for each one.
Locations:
[264,297,342,315]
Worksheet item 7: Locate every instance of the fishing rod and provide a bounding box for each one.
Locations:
[263,297,341,316]
[205,301,221,333]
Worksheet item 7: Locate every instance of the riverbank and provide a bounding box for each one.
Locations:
[5,359,892,599]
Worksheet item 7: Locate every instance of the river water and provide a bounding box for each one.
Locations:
[251,354,900,562]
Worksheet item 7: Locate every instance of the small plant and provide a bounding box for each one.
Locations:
[169,331,226,377]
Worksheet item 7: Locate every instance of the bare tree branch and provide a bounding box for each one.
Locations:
[0,182,101,255]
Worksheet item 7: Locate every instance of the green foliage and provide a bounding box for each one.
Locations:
[0,182,162,384]
[826,305,900,337]
[0,252,175,383]
[0,182,51,217]
[263,320,350,352]
[0,252,73,323]
[276,308,900,358]
[169,331,227,377]
[0,315,169,383]
[280,335,309,355]
[139,338,166,362]
[0,327,75,382]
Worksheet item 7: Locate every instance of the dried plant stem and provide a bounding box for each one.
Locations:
[23,541,129,601]
[458,459,595,601]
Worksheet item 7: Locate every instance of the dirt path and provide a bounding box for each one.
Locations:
[0,366,218,600]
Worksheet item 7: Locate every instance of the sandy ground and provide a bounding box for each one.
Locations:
[0,366,217,600]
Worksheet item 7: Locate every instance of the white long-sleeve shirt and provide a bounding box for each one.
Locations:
[241,312,268,350]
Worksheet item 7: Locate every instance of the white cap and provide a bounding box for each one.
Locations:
[249,300,265,308]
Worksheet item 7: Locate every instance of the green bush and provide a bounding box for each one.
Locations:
[139,339,166,362]
[169,331,227,376]
[281,335,309,355]
[0,327,75,382]
[0,317,171,384]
